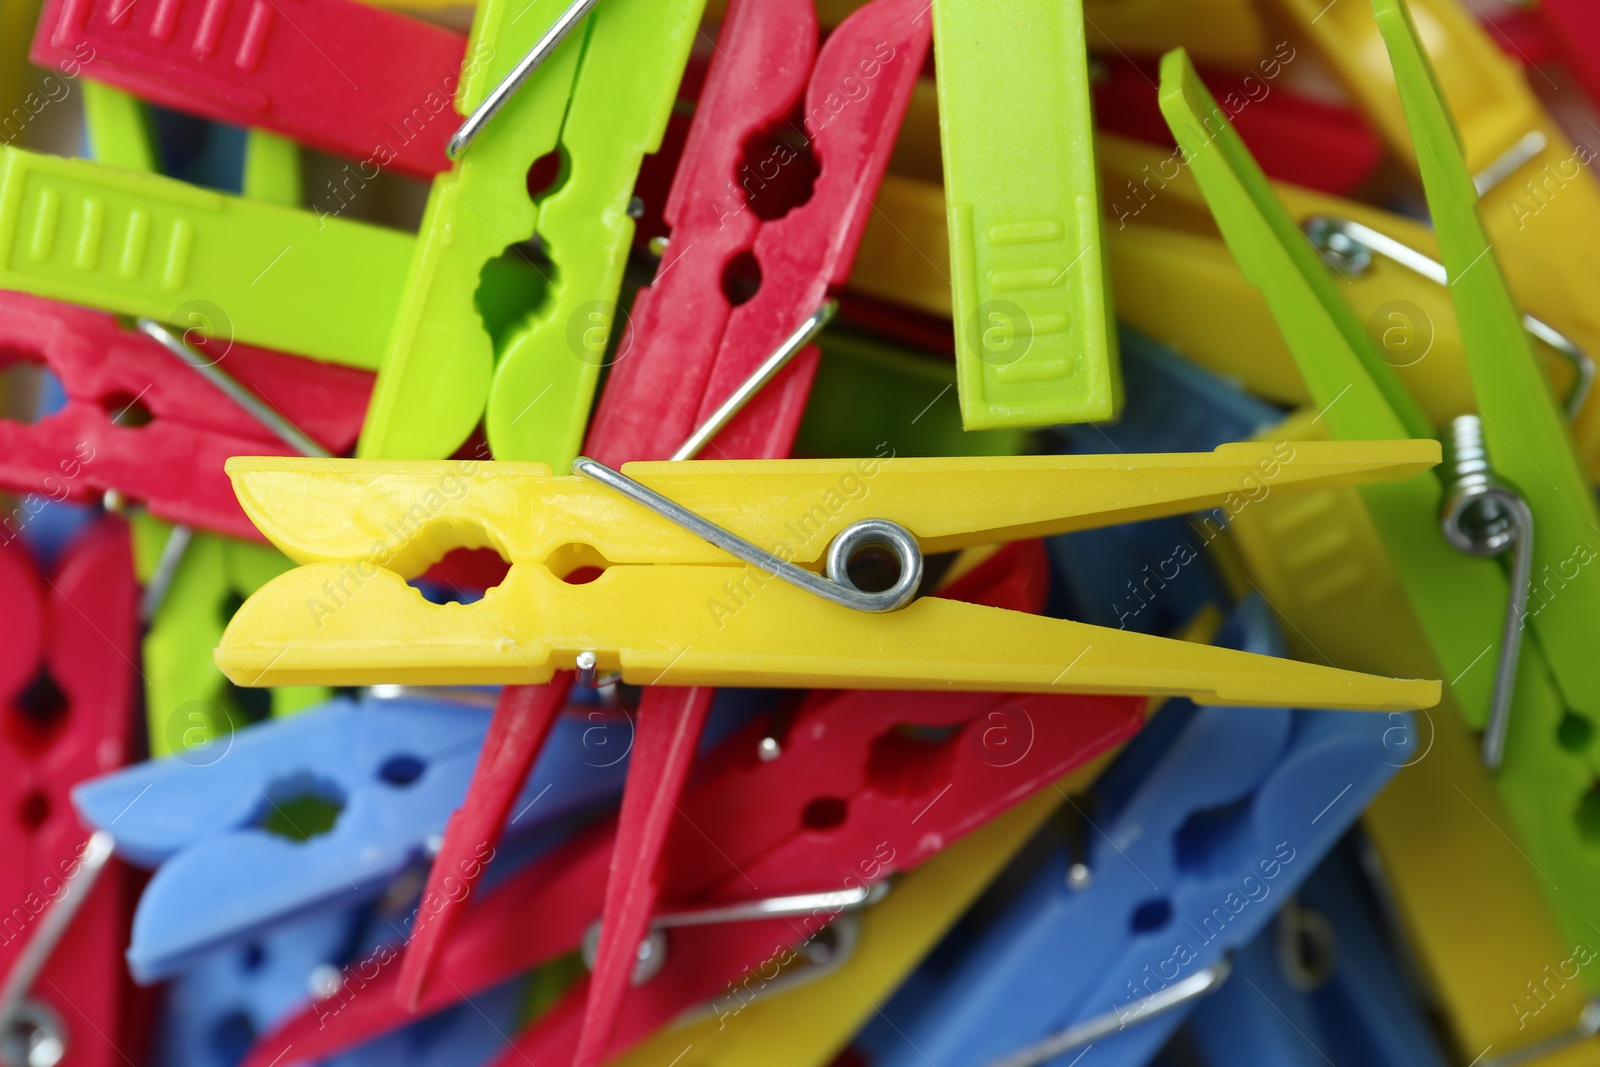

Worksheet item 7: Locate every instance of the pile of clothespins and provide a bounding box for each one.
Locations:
[5,0,1600,1063]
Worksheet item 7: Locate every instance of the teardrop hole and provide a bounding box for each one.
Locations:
[102,391,155,428]
[721,249,762,308]
[1576,781,1600,846]
[736,120,820,222]
[1559,711,1595,754]
[526,146,570,202]
[412,546,512,604]
[549,543,611,585]
[377,754,426,788]
[0,361,63,425]
[256,773,346,841]
[802,796,849,831]
[476,237,558,352]
[17,790,49,831]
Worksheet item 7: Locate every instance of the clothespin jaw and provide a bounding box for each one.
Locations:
[933,0,1122,430]
[358,0,706,464]
[211,449,1440,709]
[0,147,411,369]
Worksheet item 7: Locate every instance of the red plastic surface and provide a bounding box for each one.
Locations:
[30,0,465,177]
[585,0,931,465]
[1526,0,1600,106]
[0,293,373,540]
[0,519,138,1067]
[1093,57,1384,196]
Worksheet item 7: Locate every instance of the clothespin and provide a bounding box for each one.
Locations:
[932,0,1120,429]
[355,0,707,463]
[1265,0,1600,478]
[211,450,1439,705]
[0,517,136,1067]
[851,599,1403,1067]
[1524,0,1600,112]
[1082,0,1269,70]
[0,292,370,540]
[0,146,412,368]
[31,0,466,177]
[1098,132,1591,440]
[1181,841,1451,1067]
[585,0,931,465]
[1156,34,1600,1031]
[1092,56,1385,197]
[238,581,1151,1067]
[70,689,628,980]
[605,767,1114,1067]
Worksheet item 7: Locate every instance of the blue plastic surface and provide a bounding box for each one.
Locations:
[854,598,1407,1067]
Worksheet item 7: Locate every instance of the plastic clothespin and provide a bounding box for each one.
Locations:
[1266,0,1600,478]
[240,582,1150,1067]
[1181,840,1451,1067]
[1097,132,1590,438]
[0,291,371,540]
[933,0,1121,429]
[1526,1,1600,112]
[355,0,706,463]
[1092,55,1385,197]
[606,767,1113,1067]
[0,146,412,369]
[0,518,137,1067]
[1156,43,1600,1023]
[1082,0,1269,69]
[70,688,629,981]
[31,0,465,177]
[210,450,1439,707]
[851,599,1405,1067]
[585,0,931,465]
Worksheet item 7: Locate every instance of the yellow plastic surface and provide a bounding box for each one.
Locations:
[1099,133,1581,426]
[1269,0,1600,478]
[1083,0,1268,69]
[610,764,1112,1067]
[214,448,1440,707]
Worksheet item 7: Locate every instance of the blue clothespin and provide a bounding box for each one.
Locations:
[853,597,1409,1067]
[73,689,632,981]
[1046,328,1280,632]
[1181,839,1450,1067]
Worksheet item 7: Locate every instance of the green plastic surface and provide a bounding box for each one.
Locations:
[242,130,302,208]
[797,332,1029,458]
[1157,47,1504,725]
[931,0,1121,430]
[132,517,328,758]
[81,82,156,173]
[358,0,704,463]
[1374,0,1600,728]
[0,146,411,369]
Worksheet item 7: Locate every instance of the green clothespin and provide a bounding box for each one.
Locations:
[81,83,157,173]
[931,0,1121,430]
[242,130,302,208]
[1373,0,1600,728]
[0,145,410,369]
[131,517,328,758]
[357,0,705,464]
[1159,42,1600,973]
[796,331,1030,459]
[1156,46,1504,722]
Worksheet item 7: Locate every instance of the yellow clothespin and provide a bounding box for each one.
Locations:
[1083,0,1270,70]
[1267,0,1600,478]
[213,449,1440,708]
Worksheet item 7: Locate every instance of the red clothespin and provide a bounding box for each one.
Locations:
[1092,56,1384,196]
[1516,0,1600,105]
[0,518,137,1067]
[0,293,371,541]
[240,542,1144,1067]
[585,0,932,465]
[392,0,933,1047]
[30,0,465,177]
